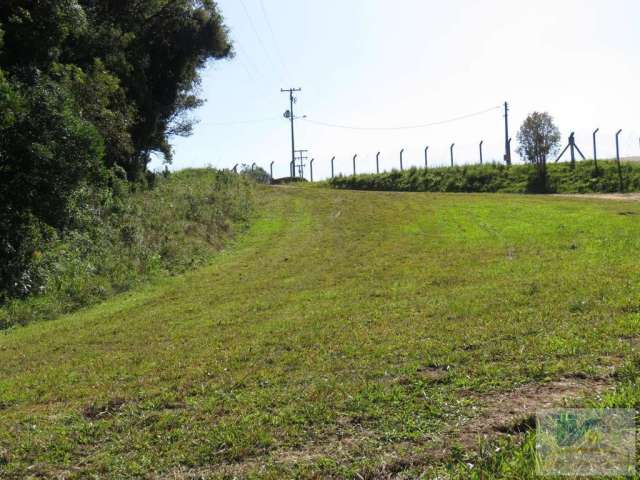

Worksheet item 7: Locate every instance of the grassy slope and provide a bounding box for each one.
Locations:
[1,185,640,478]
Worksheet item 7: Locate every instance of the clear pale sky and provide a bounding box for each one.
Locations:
[153,0,640,180]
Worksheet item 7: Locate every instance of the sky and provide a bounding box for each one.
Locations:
[152,0,640,180]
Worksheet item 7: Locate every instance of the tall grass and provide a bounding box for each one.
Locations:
[0,169,254,329]
[328,160,640,193]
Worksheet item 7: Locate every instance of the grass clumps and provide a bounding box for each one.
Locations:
[0,169,253,329]
[328,159,640,194]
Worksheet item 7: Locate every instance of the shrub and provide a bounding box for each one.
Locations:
[328,160,640,194]
[0,169,254,329]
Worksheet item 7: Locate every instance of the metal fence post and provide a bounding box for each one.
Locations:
[592,128,599,171]
[616,129,623,192]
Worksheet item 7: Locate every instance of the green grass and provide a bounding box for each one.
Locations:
[1,184,640,478]
[328,159,640,193]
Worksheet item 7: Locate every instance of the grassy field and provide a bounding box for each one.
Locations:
[1,184,640,478]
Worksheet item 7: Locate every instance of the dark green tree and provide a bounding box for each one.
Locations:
[0,0,232,298]
[517,112,561,174]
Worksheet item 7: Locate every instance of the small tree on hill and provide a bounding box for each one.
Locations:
[517,112,561,174]
[517,112,561,192]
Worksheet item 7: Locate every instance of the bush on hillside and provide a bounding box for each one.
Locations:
[0,169,253,330]
[328,160,640,194]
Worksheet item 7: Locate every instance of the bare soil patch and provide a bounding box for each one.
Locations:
[159,376,613,478]
[453,376,612,450]
[555,193,640,201]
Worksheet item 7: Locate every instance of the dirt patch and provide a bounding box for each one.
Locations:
[554,193,640,201]
[83,398,126,420]
[157,376,613,479]
[453,376,612,450]
[417,365,451,383]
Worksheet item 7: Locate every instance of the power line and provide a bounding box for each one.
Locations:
[301,105,502,131]
[233,40,267,92]
[258,0,293,83]
[199,117,281,127]
[237,0,285,85]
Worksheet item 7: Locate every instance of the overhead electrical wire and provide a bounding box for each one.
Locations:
[301,105,502,131]
[194,105,502,131]
[258,0,293,84]
[237,0,286,86]
[233,41,263,84]
[199,117,281,127]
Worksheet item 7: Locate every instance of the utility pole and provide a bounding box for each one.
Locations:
[281,88,302,177]
[424,146,429,169]
[400,148,404,171]
[450,143,455,167]
[331,156,335,178]
[270,161,275,181]
[504,101,511,166]
[376,152,380,174]
[310,158,314,182]
[353,154,357,176]
[294,149,309,179]
[479,141,484,165]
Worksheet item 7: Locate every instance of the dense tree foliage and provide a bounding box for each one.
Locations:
[517,112,561,172]
[0,0,231,300]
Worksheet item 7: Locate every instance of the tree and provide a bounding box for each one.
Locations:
[0,1,233,299]
[0,0,232,179]
[516,112,561,174]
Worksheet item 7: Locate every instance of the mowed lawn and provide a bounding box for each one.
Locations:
[1,186,639,478]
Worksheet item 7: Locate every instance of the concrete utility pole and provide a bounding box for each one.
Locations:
[310,158,314,182]
[400,148,405,171]
[424,146,429,169]
[376,152,381,174]
[281,88,302,177]
[479,141,484,165]
[353,154,357,176]
[270,161,275,180]
[504,102,512,165]
[450,143,455,167]
[330,156,335,179]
